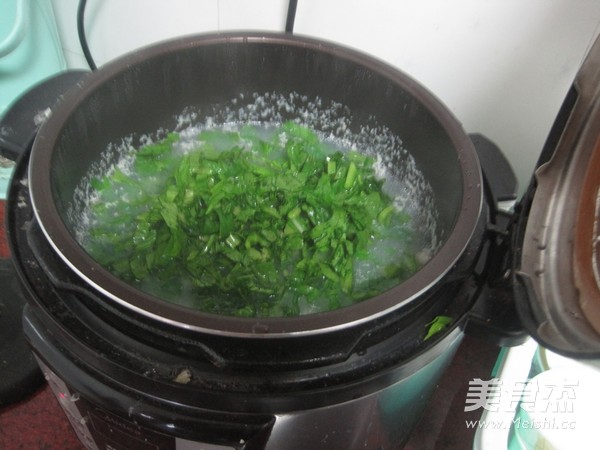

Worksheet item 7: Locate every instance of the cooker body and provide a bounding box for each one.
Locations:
[6,32,493,449]
[24,302,464,450]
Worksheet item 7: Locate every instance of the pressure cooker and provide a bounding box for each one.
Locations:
[1,31,599,449]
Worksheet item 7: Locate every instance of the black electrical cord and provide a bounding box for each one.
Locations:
[77,0,298,69]
[77,0,97,70]
[285,0,298,34]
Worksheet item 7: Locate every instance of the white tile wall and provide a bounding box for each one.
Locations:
[50,0,600,195]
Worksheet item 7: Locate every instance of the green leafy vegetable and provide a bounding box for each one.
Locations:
[424,315,453,340]
[84,122,421,317]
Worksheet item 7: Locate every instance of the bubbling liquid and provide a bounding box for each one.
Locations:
[68,92,440,317]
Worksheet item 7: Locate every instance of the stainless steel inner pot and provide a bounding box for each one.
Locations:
[28,32,483,336]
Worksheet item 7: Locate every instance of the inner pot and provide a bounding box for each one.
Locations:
[28,32,483,336]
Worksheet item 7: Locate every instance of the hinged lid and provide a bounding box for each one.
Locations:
[514,33,600,357]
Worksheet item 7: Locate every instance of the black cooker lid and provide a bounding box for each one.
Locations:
[514,33,600,358]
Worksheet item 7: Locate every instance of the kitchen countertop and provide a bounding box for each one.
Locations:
[0,199,501,450]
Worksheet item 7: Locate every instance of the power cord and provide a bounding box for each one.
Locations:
[76,0,300,71]
[286,0,298,34]
[77,0,97,70]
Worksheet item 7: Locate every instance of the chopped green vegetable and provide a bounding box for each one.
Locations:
[424,315,453,340]
[83,122,422,317]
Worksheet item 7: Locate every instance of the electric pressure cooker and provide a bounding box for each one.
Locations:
[1,31,599,449]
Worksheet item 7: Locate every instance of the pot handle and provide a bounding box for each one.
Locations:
[463,196,528,347]
[0,71,88,161]
[464,133,528,347]
[465,274,529,347]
